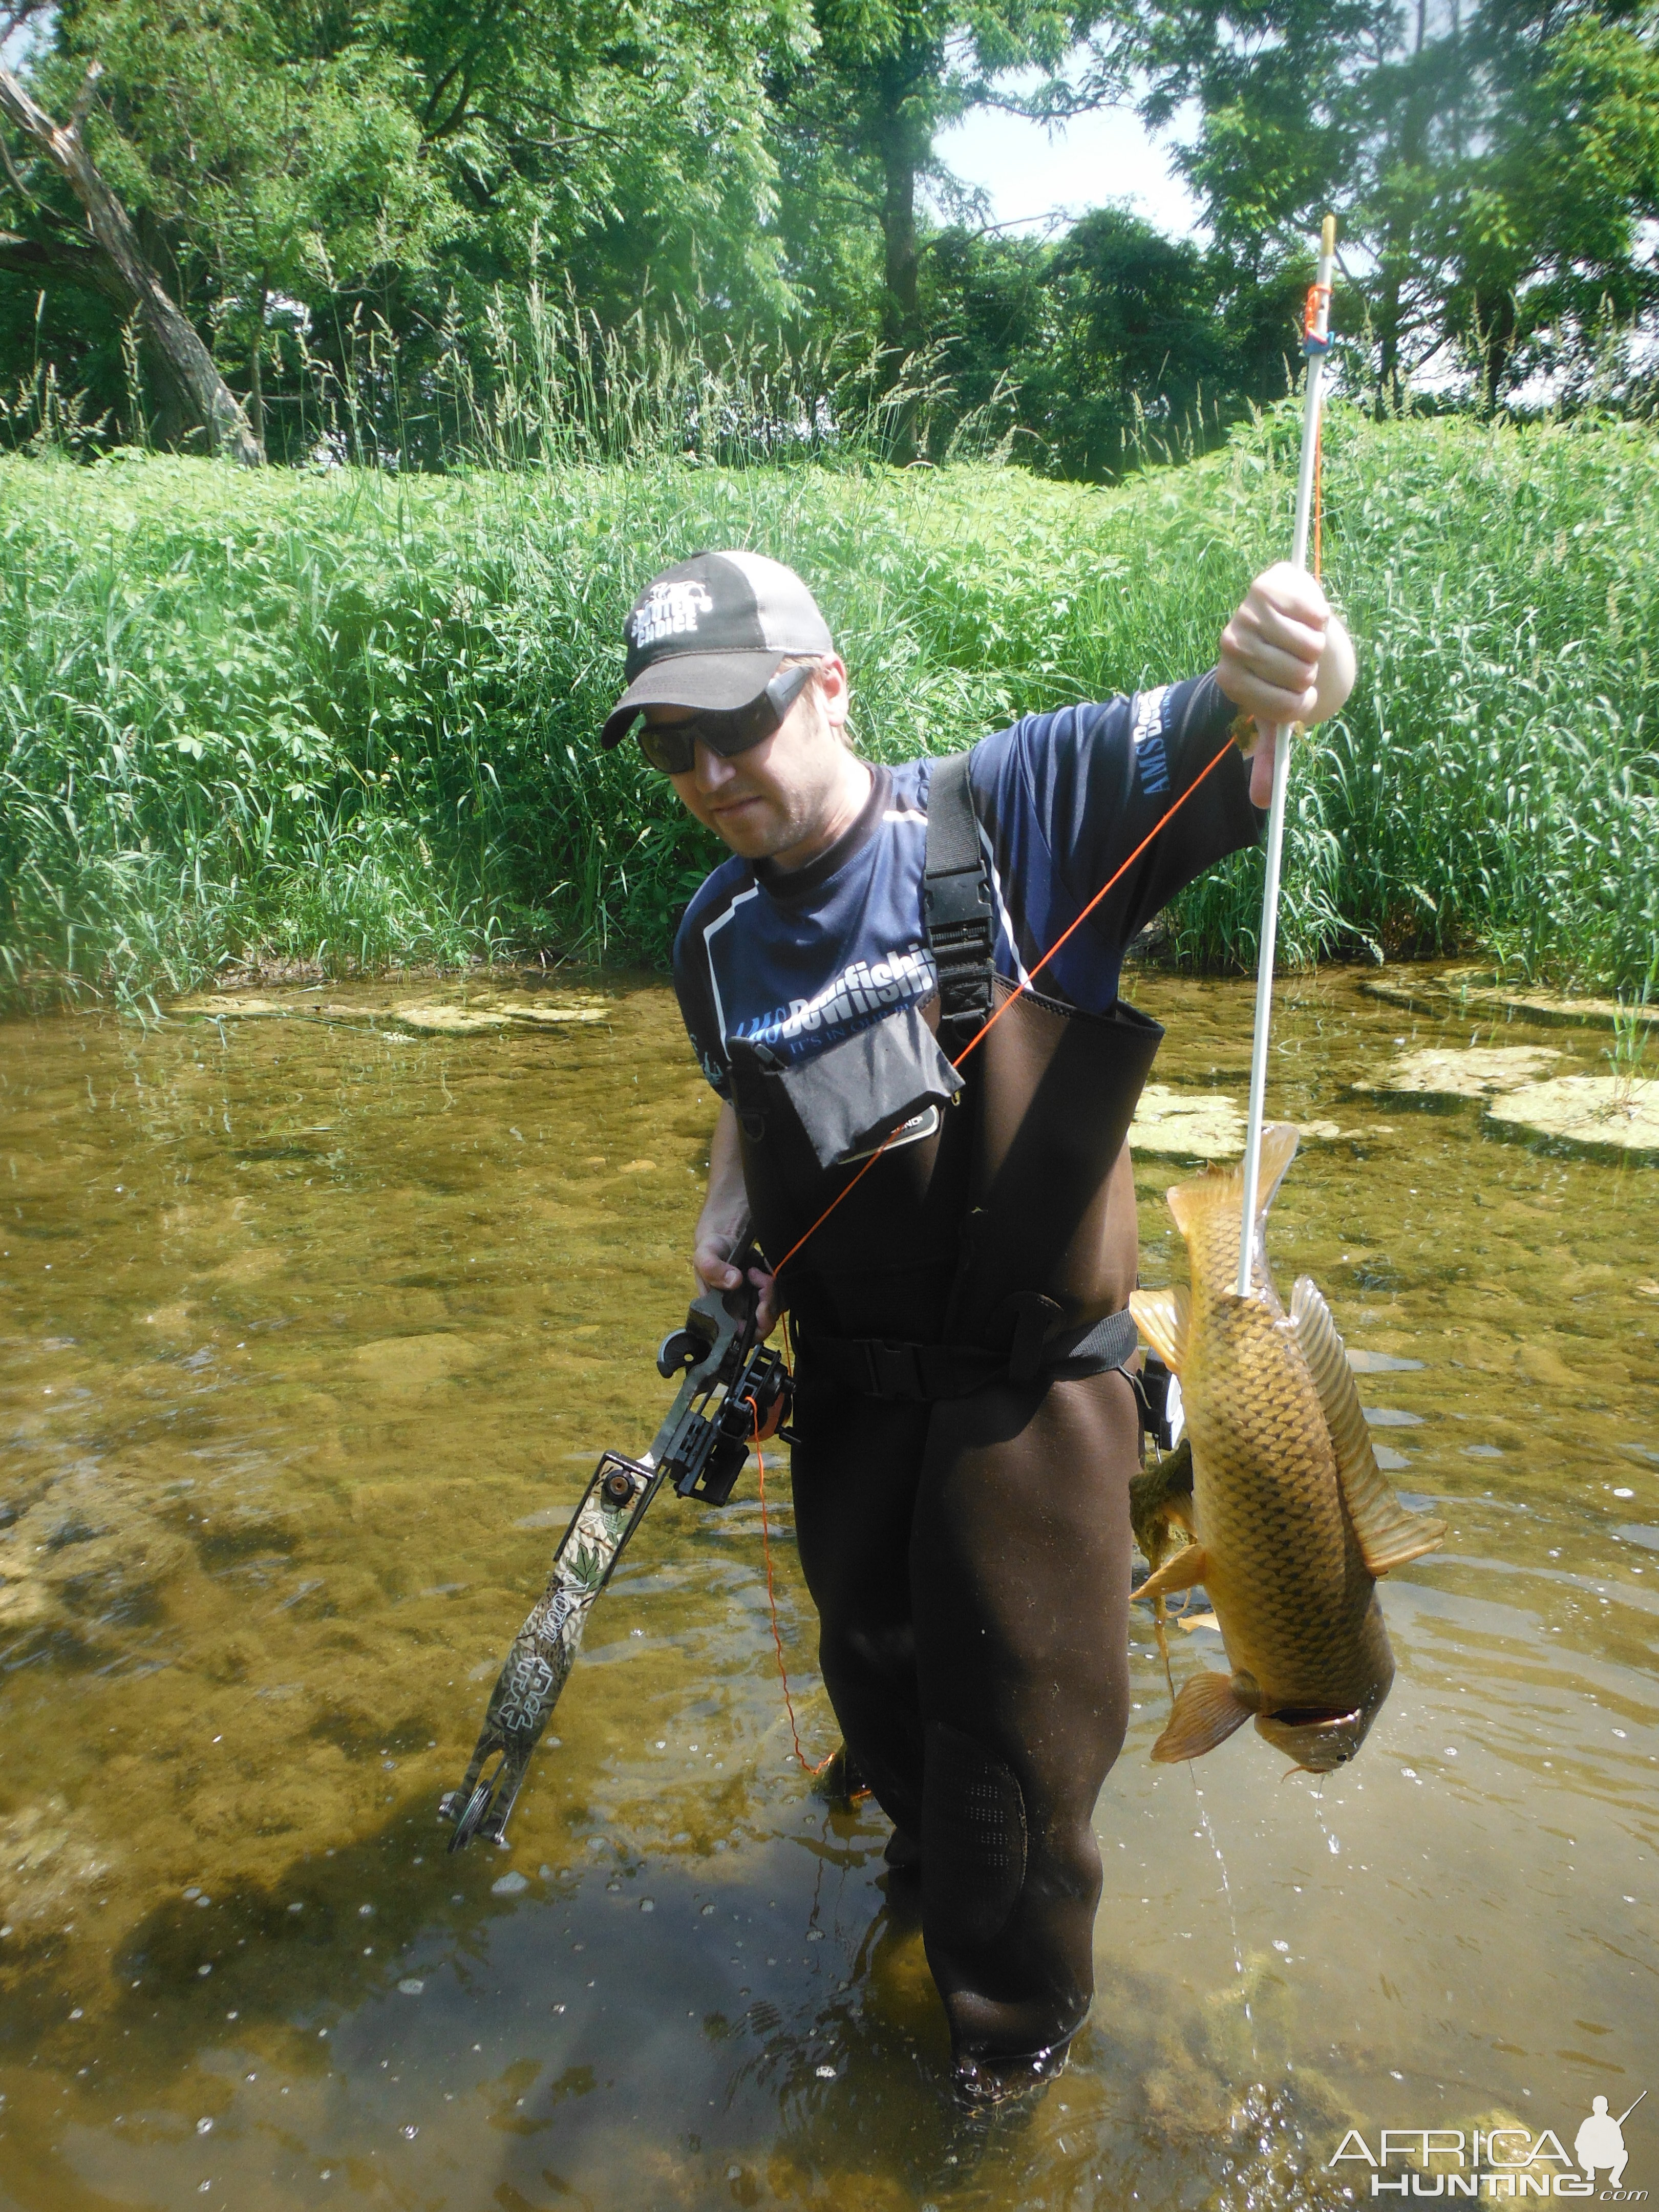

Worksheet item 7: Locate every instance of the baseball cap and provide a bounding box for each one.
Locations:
[600,550,835,750]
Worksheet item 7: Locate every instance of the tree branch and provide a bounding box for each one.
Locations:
[0,57,263,460]
[0,222,128,297]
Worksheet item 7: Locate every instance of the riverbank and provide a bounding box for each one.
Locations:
[2,408,1655,1004]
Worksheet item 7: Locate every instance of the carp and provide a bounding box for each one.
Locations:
[1128,1122,1444,1773]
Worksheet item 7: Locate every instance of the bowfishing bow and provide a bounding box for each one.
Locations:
[439,1235,792,1850]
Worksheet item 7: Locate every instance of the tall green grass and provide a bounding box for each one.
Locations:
[1,407,1654,1004]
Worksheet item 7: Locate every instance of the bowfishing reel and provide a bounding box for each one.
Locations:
[655,1300,794,1506]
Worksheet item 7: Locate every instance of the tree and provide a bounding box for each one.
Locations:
[771,0,1118,387]
[0,55,263,457]
[1110,0,1659,408]
[0,0,813,455]
[925,205,1303,474]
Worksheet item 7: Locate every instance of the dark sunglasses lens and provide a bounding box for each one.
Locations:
[636,712,760,774]
[636,722,696,775]
[635,665,815,774]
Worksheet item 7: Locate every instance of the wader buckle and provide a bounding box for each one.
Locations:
[860,1338,930,1401]
[924,752,995,1054]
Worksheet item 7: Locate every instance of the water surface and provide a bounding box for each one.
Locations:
[1,968,1654,2210]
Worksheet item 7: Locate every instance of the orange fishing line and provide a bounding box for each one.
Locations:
[769,730,1240,1282]
[750,523,1328,1753]
[747,1395,832,1778]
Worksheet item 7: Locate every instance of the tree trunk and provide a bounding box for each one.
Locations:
[875,92,924,462]
[0,60,263,463]
[879,132,921,363]
[0,223,123,300]
[248,273,268,451]
[1375,272,1400,419]
[1475,287,1516,412]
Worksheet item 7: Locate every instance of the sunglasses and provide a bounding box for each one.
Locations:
[634,662,816,777]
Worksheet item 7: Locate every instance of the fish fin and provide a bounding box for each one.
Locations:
[1135,1542,1210,1605]
[1130,1285,1189,1372]
[1166,1122,1300,1241]
[1152,1671,1255,1763]
[1289,1275,1447,1575]
[1129,1438,1195,1571]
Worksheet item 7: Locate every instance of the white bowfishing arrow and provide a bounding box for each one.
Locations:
[1237,214,1338,1296]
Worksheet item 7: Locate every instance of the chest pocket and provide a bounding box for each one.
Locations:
[725,752,990,1174]
[728,999,961,1173]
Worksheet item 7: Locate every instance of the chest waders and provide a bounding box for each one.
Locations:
[728,753,1163,2100]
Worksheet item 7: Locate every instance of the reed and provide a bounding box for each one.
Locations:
[1603,979,1656,1111]
[1,406,1654,1006]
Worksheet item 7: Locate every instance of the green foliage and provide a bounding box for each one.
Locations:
[924,206,1307,478]
[1116,0,1659,408]
[2,410,1655,1007]
[1603,976,1655,1108]
[5,0,813,454]
[772,0,1108,365]
[5,0,1654,460]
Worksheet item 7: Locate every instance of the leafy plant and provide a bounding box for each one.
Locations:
[2,403,1655,1008]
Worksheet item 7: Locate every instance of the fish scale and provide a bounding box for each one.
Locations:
[1130,1121,1443,1772]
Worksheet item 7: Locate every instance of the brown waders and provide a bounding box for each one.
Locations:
[728,754,1162,2099]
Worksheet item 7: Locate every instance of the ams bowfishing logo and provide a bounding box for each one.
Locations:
[1331,2096,1646,2200]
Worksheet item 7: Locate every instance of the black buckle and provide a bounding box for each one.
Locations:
[861,1339,926,1401]
[925,865,993,931]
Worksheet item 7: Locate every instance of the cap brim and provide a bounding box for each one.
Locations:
[600,649,788,749]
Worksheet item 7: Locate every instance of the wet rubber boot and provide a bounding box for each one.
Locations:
[790,1363,1138,2094]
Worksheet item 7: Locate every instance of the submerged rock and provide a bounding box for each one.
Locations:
[1488,987,1656,1031]
[1362,968,1657,1032]
[0,1551,47,1627]
[0,1798,113,1932]
[1129,1085,1244,1159]
[172,986,609,1033]
[1485,1075,1659,1160]
[1362,1045,1561,1102]
[392,1005,515,1033]
[171,994,297,1019]
[392,995,608,1034]
[487,996,608,1026]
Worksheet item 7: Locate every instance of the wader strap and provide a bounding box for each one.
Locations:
[797,1308,1139,1403]
[924,752,995,1057]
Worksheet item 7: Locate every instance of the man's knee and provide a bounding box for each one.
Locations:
[920,1717,1100,2069]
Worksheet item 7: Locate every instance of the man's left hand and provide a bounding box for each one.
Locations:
[1217,564,1356,806]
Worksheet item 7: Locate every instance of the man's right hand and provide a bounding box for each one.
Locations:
[693,1236,781,1337]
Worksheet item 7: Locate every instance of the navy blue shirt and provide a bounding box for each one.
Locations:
[673,670,1256,1096]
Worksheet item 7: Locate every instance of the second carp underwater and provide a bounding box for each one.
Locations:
[1129,1122,1445,1774]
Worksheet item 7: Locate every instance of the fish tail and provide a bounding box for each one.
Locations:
[1167,1121,1300,1243]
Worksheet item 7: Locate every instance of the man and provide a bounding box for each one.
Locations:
[599,547,1355,2102]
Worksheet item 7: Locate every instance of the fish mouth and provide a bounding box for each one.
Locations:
[1254,1699,1384,1773]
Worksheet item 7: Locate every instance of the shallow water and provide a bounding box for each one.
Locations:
[1,966,1654,2212]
